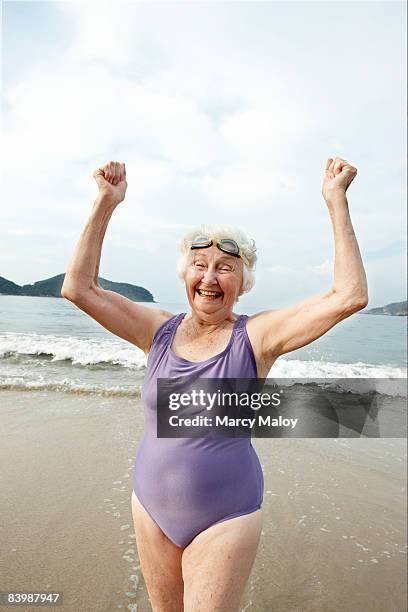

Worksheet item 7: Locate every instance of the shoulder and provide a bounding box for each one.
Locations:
[241,312,280,378]
[246,310,278,332]
[245,310,279,356]
[158,308,176,320]
[152,308,178,332]
[144,309,178,356]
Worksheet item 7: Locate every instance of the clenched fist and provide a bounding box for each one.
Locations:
[93,161,127,204]
[322,157,357,202]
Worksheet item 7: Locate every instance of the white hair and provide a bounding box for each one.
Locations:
[176,224,257,297]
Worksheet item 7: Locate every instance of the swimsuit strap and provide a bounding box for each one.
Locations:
[147,313,184,367]
[229,314,258,377]
[231,314,251,342]
[151,313,184,345]
[153,313,246,346]
[234,313,249,329]
[147,312,253,369]
[153,313,249,343]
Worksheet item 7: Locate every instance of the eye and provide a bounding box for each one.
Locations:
[219,266,232,272]
[194,261,206,269]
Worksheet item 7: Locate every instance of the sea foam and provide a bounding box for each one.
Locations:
[0,332,406,397]
[0,332,146,368]
[270,358,406,380]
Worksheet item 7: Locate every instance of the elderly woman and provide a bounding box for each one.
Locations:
[61,158,368,611]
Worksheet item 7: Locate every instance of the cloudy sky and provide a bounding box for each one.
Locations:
[2,0,406,309]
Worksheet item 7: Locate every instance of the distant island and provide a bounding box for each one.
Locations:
[362,300,407,316]
[0,274,155,302]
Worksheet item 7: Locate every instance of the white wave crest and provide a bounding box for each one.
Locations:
[0,332,147,368]
[270,358,406,379]
[0,377,141,397]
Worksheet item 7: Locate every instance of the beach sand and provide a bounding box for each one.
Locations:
[1,389,406,612]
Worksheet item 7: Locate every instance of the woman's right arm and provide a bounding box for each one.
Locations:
[61,161,173,354]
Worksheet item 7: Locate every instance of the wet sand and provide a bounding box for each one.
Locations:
[0,390,406,612]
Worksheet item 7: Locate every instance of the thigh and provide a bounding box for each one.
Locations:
[182,509,263,612]
[130,491,184,612]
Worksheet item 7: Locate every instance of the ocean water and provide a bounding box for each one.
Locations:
[0,295,406,396]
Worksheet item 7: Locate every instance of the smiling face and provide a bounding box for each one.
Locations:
[184,245,244,321]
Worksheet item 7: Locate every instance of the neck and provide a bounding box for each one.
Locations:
[186,310,236,332]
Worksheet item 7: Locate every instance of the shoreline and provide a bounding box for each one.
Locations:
[1,389,406,611]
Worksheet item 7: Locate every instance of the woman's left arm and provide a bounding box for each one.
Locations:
[250,157,368,358]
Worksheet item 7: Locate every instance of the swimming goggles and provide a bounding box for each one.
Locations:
[190,235,241,258]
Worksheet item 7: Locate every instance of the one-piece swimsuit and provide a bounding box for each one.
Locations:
[132,313,264,548]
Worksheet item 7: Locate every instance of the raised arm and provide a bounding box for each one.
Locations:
[61,161,172,353]
[248,157,368,360]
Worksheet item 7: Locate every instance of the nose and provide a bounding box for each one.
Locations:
[201,266,218,285]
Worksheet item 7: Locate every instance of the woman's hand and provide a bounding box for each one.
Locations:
[322,157,357,202]
[93,161,127,204]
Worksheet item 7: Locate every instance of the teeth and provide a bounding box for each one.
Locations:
[198,289,222,297]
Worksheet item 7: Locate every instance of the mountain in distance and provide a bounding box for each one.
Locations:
[362,300,407,316]
[0,274,155,302]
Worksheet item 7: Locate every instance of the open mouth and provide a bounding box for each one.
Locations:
[196,288,223,299]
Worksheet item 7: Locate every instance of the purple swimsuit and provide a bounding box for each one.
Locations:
[132,313,264,548]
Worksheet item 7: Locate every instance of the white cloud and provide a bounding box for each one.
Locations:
[1,1,406,305]
[306,259,332,276]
